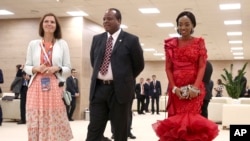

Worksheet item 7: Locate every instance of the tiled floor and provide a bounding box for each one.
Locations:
[0,112,229,141]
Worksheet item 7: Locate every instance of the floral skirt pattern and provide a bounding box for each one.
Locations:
[26,74,73,141]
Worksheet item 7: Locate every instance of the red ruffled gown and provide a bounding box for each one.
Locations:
[152,37,219,141]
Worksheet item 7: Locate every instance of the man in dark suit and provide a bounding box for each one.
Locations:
[66,68,79,121]
[201,61,213,118]
[135,78,145,114]
[144,78,151,113]
[86,8,144,141]
[0,68,3,126]
[150,75,162,115]
[17,72,30,124]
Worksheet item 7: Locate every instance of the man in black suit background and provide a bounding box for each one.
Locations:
[0,68,3,126]
[144,78,151,113]
[150,75,162,115]
[86,8,144,141]
[201,61,213,118]
[17,72,30,124]
[135,77,145,114]
[66,68,79,121]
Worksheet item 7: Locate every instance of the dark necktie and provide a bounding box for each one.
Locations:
[100,36,113,75]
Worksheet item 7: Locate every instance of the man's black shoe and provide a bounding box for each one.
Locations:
[128,133,136,139]
[102,136,112,141]
[17,121,26,124]
[69,118,74,121]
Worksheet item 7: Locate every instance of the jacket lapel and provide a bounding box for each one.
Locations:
[112,30,124,54]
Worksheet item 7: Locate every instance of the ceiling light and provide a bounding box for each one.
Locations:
[120,24,128,28]
[156,23,174,27]
[234,56,244,59]
[232,52,243,55]
[66,11,88,16]
[140,43,144,46]
[229,40,242,44]
[227,32,242,36]
[138,8,160,14]
[143,48,155,52]
[0,10,14,15]
[231,47,243,51]
[224,20,242,25]
[153,53,164,56]
[169,33,180,37]
[219,3,241,10]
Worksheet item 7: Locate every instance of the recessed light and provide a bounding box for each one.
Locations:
[156,23,174,27]
[219,3,241,10]
[231,47,243,51]
[224,20,242,25]
[234,56,244,59]
[143,48,155,52]
[153,53,164,56]
[227,32,242,36]
[66,11,88,16]
[0,10,14,15]
[138,8,160,14]
[233,52,243,55]
[169,33,180,37]
[229,40,242,44]
[120,24,128,29]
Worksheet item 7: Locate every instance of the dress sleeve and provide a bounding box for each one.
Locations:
[164,38,176,90]
[193,38,207,87]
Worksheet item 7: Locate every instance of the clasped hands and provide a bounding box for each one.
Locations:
[33,64,60,75]
[173,85,200,100]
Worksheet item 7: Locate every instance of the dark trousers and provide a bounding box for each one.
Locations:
[151,95,160,114]
[66,97,76,119]
[201,99,210,118]
[144,95,150,112]
[0,106,2,126]
[137,95,145,114]
[20,86,28,122]
[86,83,129,141]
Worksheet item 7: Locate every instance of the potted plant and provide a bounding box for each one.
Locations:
[221,62,248,99]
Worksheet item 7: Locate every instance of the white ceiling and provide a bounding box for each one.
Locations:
[0,0,249,61]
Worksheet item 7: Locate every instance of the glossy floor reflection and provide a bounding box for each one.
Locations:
[0,112,229,141]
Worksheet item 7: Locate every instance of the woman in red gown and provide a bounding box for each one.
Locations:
[153,11,219,141]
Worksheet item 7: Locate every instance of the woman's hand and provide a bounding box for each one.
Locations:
[44,66,60,75]
[175,88,186,99]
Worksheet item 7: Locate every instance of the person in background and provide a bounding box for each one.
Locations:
[201,61,213,118]
[150,75,162,115]
[10,64,23,99]
[144,78,151,113]
[0,68,3,126]
[152,11,218,141]
[86,8,144,141]
[23,13,73,141]
[214,79,223,97]
[66,68,79,121]
[244,85,250,97]
[17,72,30,124]
[135,77,145,114]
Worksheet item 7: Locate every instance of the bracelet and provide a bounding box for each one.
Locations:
[188,85,200,94]
[172,86,178,94]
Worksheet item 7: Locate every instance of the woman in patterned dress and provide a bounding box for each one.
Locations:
[24,13,73,141]
[152,11,218,141]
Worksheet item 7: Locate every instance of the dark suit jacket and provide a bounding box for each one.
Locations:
[0,69,3,84]
[149,80,161,97]
[66,76,79,97]
[135,83,143,99]
[90,30,144,103]
[203,61,213,100]
[144,83,150,97]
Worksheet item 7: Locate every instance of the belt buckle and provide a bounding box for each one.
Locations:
[103,80,109,85]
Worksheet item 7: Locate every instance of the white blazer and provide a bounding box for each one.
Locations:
[24,39,71,86]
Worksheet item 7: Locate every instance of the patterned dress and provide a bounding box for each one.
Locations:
[152,37,218,141]
[26,41,73,141]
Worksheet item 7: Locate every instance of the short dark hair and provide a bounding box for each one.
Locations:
[39,13,62,39]
[71,68,76,73]
[176,11,196,28]
[108,8,122,21]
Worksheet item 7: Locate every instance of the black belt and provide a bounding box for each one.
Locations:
[97,79,114,85]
